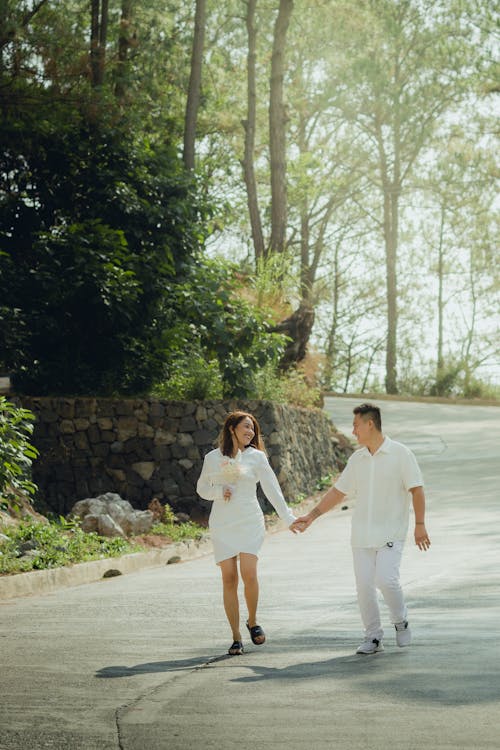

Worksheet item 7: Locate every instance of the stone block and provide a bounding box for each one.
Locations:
[131,461,155,480]
[116,417,137,441]
[88,424,101,444]
[115,401,135,416]
[94,443,110,458]
[74,398,96,417]
[138,422,154,438]
[195,405,207,422]
[152,445,171,461]
[59,419,75,434]
[193,429,215,445]
[74,418,90,431]
[150,402,165,418]
[155,429,176,445]
[97,417,113,430]
[180,416,197,431]
[58,400,75,419]
[74,432,90,451]
[177,432,194,447]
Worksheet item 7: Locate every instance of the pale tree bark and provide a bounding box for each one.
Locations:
[269,0,293,255]
[90,0,109,87]
[115,0,134,100]
[183,0,206,171]
[436,206,446,379]
[242,0,265,261]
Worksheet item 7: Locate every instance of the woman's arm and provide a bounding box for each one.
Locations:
[256,452,296,526]
[196,453,225,502]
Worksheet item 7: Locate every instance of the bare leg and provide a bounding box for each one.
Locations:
[219,557,241,642]
[239,553,265,644]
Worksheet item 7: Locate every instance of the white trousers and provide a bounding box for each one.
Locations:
[352,542,407,641]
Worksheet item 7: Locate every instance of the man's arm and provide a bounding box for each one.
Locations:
[410,485,431,551]
[291,485,346,533]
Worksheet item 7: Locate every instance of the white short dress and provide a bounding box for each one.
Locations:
[196,446,296,564]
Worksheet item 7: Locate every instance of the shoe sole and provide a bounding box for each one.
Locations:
[356,648,384,655]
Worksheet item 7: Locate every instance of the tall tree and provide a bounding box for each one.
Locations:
[268,0,293,255]
[242,0,265,260]
[183,0,206,170]
[90,0,109,87]
[321,0,482,392]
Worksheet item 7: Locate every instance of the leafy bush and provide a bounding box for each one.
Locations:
[149,520,206,542]
[253,365,322,408]
[0,398,38,503]
[149,502,206,542]
[153,350,222,400]
[0,94,209,396]
[0,518,142,574]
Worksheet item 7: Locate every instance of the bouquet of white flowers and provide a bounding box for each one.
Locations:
[217,456,243,501]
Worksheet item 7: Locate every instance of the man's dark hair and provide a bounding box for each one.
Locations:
[353,403,382,432]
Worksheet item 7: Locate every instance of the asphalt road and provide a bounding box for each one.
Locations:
[1,397,499,750]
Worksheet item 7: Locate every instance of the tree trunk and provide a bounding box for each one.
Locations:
[90,0,108,87]
[436,205,446,380]
[115,0,134,100]
[183,0,206,171]
[90,0,100,86]
[384,189,398,394]
[271,300,315,371]
[322,242,340,388]
[376,106,399,394]
[242,0,265,261]
[269,0,293,255]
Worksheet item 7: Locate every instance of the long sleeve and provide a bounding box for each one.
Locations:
[196,451,224,503]
[256,452,296,526]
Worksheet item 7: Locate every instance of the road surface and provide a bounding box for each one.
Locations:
[0,397,499,749]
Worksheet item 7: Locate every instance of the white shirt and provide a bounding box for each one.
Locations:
[334,436,423,548]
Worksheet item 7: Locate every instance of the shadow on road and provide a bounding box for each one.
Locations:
[228,647,500,706]
[95,653,232,679]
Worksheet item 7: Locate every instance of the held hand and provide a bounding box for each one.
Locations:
[290,514,314,533]
[415,523,431,551]
[223,485,233,502]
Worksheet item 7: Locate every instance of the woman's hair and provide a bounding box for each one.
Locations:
[219,411,265,456]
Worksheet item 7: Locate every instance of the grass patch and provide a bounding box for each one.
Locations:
[149,520,206,542]
[0,518,144,575]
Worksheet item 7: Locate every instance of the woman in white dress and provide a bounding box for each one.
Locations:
[197,411,297,655]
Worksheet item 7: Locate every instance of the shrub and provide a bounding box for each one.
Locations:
[153,350,222,400]
[0,398,38,504]
[0,518,142,574]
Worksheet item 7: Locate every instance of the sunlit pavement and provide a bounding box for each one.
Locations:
[1,398,499,749]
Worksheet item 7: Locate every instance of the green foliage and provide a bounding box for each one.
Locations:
[149,520,206,543]
[153,350,222,400]
[0,519,142,575]
[254,364,322,408]
[314,474,334,491]
[429,366,462,397]
[159,257,286,400]
[147,503,206,542]
[0,398,38,503]
[0,82,209,396]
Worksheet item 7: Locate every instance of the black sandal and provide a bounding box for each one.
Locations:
[246,622,266,645]
[228,640,244,655]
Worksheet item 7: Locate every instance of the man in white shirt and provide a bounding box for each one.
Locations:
[292,403,431,654]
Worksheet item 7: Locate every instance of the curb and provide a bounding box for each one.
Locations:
[0,497,321,601]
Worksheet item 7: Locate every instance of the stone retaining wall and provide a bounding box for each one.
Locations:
[20,398,353,520]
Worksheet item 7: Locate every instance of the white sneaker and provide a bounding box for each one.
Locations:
[395,620,412,647]
[356,638,384,655]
